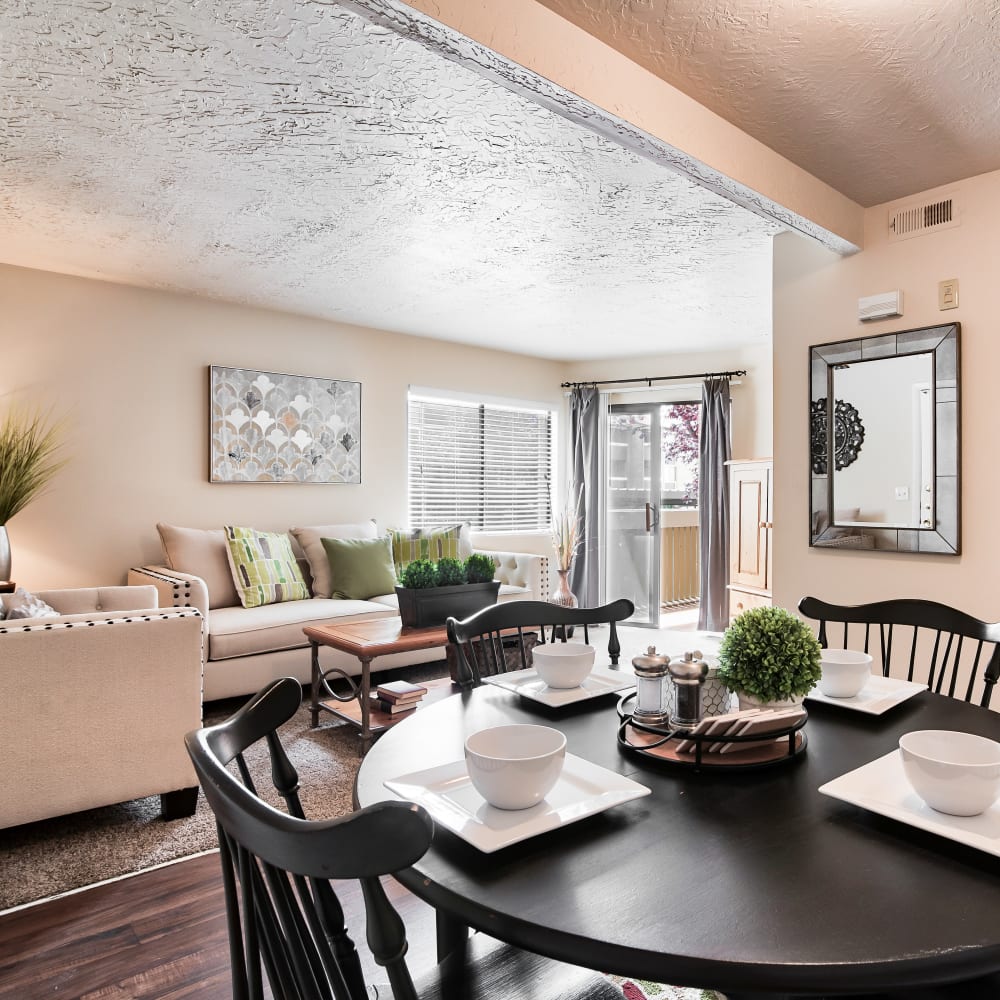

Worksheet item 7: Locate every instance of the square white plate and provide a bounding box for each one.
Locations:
[805,673,927,714]
[482,665,635,707]
[819,750,1000,857]
[384,753,651,853]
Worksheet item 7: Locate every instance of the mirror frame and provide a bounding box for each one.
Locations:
[809,322,960,555]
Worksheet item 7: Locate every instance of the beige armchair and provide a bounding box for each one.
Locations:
[0,586,204,829]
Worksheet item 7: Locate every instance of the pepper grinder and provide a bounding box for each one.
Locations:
[668,649,709,729]
[631,646,671,726]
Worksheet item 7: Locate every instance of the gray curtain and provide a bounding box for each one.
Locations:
[697,377,732,631]
[569,386,600,606]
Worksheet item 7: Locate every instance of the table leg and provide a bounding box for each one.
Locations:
[358,655,374,753]
[309,640,321,728]
[435,910,469,964]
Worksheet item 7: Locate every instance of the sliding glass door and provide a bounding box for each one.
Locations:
[605,400,702,627]
[606,405,661,627]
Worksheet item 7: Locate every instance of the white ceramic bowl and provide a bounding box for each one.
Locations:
[464,724,567,810]
[818,648,873,698]
[532,643,596,688]
[899,729,1000,816]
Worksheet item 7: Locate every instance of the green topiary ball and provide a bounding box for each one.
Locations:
[463,553,498,584]
[717,605,822,704]
[399,558,438,589]
[434,557,466,587]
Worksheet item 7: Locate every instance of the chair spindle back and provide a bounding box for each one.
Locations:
[446,599,634,688]
[798,597,1000,707]
[185,677,434,1000]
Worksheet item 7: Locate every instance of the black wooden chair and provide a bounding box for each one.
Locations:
[445,598,635,688]
[185,676,621,1000]
[798,596,1000,708]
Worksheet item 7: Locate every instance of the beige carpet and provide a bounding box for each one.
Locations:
[0,664,451,912]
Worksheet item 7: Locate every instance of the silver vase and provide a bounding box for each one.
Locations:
[0,525,9,583]
[550,568,578,609]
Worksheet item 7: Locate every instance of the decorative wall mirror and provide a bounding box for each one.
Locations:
[809,323,960,554]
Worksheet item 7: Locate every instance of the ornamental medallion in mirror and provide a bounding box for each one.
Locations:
[809,323,960,554]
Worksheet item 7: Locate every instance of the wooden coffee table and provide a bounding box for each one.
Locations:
[303,617,455,751]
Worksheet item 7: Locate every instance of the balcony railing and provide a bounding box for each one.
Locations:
[660,511,699,607]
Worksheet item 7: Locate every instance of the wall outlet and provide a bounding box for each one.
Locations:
[894,486,910,501]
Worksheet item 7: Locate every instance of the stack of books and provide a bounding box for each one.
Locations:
[374,679,428,715]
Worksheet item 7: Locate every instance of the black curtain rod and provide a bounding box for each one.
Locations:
[560,369,746,390]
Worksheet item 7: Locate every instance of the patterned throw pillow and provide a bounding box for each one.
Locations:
[2,588,60,620]
[223,526,310,609]
[389,523,469,578]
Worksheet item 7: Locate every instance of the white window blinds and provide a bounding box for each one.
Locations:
[408,394,553,531]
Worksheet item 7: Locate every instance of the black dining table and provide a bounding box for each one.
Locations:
[353,679,1000,998]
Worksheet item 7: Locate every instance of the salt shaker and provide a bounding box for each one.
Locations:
[668,649,709,729]
[631,646,671,726]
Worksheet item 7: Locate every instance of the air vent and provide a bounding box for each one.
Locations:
[888,194,960,242]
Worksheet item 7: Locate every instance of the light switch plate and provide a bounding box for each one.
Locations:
[939,279,959,310]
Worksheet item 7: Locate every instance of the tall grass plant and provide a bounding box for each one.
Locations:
[0,406,66,524]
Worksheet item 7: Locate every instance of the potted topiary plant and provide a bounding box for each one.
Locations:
[395,554,500,628]
[717,605,822,710]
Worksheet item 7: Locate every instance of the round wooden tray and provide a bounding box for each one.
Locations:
[616,693,807,771]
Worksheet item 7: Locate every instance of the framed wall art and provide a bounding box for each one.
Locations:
[209,366,361,483]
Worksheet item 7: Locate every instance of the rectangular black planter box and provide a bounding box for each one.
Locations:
[395,581,501,629]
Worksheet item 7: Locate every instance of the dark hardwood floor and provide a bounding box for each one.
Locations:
[0,852,439,999]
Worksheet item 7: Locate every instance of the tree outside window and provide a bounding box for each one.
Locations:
[661,403,699,508]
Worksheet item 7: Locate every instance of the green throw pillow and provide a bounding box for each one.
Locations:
[321,535,397,600]
[224,526,310,609]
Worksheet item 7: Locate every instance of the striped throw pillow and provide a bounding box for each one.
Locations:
[224,526,310,608]
[389,523,467,578]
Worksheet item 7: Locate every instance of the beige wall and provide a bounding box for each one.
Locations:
[0,265,565,589]
[563,339,774,461]
[5,264,772,591]
[772,169,1000,619]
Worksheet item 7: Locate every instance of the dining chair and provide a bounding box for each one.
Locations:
[445,598,635,688]
[185,676,622,1000]
[798,596,1000,708]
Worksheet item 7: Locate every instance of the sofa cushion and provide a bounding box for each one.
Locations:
[321,535,397,600]
[289,521,378,599]
[208,598,396,660]
[224,526,310,609]
[158,523,240,610]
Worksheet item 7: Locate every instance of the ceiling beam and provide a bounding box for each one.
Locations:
[345,0,863,253]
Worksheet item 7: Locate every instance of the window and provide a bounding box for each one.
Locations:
[661,402,700,508]
[408,393,553,531]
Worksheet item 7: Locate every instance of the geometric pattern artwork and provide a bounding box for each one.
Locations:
[809,397,865,476]
[209,366,361,483]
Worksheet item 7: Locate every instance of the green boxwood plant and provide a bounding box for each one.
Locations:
[463,553,498,584]
[717,605,822,703]
[434,557,466,587]
[399,553,500,588]
[399,558,438,589]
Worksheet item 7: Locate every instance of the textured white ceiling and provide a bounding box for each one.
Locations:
[0,0,780,361]
[539,0,1000,208]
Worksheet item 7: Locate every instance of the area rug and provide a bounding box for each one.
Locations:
[605,977,725,1000]
[0,683,402,911]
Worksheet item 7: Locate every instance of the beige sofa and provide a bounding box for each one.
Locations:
[128,522,548,701]
[0,586,204,829]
